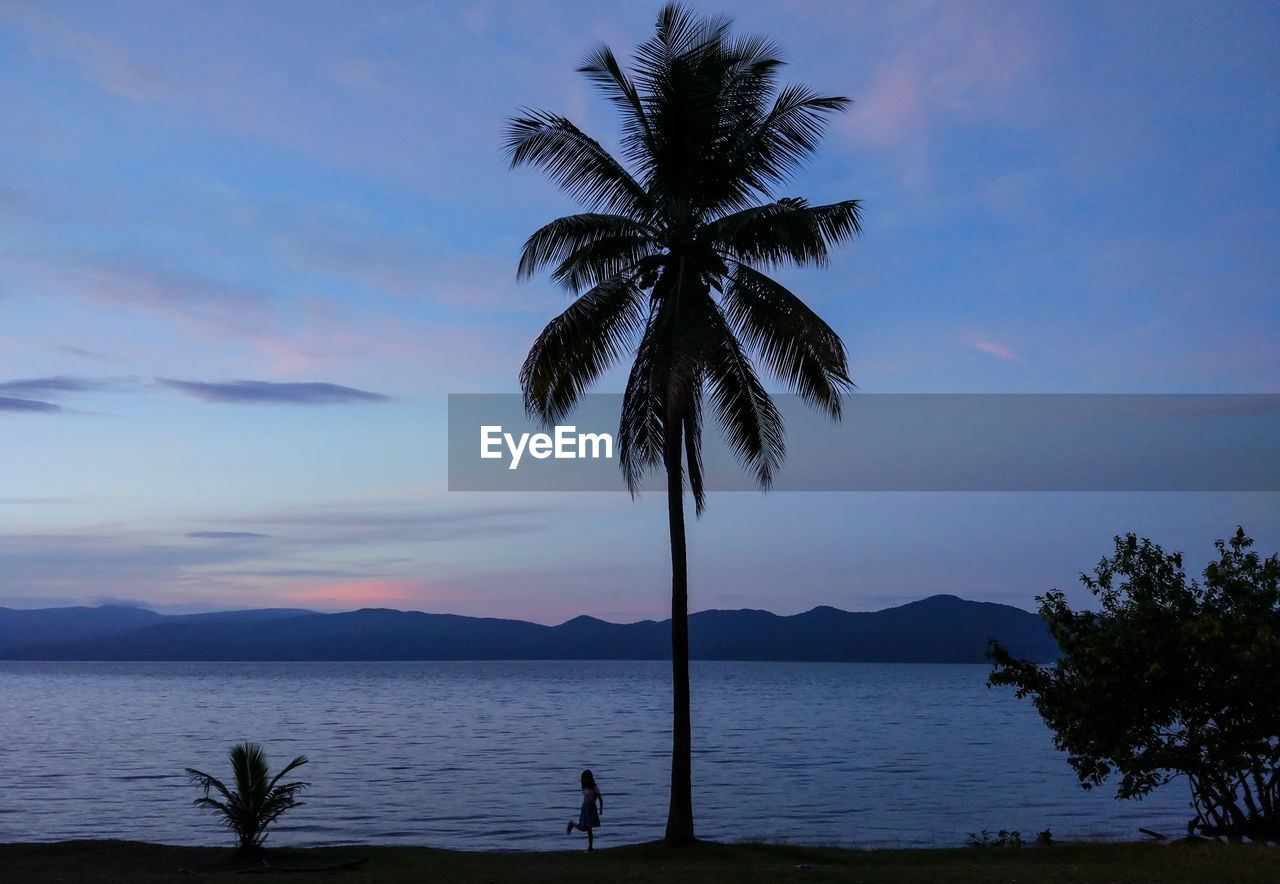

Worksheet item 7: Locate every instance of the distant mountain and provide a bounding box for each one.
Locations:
[0,595,1057,663]
[0,604,162,649]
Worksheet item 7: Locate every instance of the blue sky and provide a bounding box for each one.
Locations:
[1,1,1276,623]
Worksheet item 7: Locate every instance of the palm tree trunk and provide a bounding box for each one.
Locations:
[663,419,695,845]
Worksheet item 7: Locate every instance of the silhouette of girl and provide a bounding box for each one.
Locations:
[566,769,604,851]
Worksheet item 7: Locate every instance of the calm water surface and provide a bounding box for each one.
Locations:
[0,661,1191,849]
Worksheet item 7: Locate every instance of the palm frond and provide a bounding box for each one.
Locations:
[701,303,785,487]
[722,262,852,418]
[229,742,268,803]
[738,85,851,189]
[521,275,647,425]
[633,6,738,209]
[266,754,310,792]
[644,3,729,64]
[709,198,862,268]
[504,112,652,218]
[682,397,706,515]
[185,767,239,809]
[619,276,718,498]
[518,213,658,282]
[716,33,786,149]
[191,795,232,815]
[578,44,656,171]
[552,234,661,293]
[618,318,668,495]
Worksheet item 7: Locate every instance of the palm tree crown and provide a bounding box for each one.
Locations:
[506,3,859,844]
[507,3,859,512]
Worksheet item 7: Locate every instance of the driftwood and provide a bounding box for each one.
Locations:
[1138,827,1168,841]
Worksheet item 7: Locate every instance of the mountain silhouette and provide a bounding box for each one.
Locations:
[0,595,1057,662]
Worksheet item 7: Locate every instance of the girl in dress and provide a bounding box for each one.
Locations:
[566,769,604,851]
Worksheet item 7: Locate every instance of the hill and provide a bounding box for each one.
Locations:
[0,595,1056,662]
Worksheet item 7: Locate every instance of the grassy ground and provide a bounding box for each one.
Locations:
[1,839,1277,884]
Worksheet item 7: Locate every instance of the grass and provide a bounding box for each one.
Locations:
[1,839,1276,883]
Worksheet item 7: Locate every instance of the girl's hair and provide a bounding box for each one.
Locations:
[581,769,597,790]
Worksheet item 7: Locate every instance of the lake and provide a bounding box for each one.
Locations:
[0,660,1192,849]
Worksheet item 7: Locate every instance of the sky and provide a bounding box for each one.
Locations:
[1,0,1276,624]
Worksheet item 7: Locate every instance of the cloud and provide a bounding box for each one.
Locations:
[4,251,279,355]
[285,577,423,607]
[0,500,556,613]
[0,530,261,599]
[0,376,135,414]
[158,379,388,405]
[229,568,365,579]
[0,396,62,413]
[1,2,168,102]
[973,340,1021,362]
[838,4,1042,185]
[0,375,396,413]
[848,63,926,150]
[91,596,155,609]
[266,207,550,311]
[230,504,549,545]
[57,345,118,362]
[186,531,270,540]
[0,376,127,396]
[8,246,514,380]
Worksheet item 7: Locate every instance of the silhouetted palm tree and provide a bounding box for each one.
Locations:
[185,742,309,851]
[506,3,858,844]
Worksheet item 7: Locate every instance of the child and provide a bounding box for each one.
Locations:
[566,769,604,851]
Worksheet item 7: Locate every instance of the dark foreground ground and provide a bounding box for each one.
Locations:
[2,839,1276,883]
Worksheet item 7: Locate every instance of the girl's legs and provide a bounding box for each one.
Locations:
[586,826,593,851]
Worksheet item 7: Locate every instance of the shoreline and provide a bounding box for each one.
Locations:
[2,838,1276,883]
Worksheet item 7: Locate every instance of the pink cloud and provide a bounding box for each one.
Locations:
[846,63,926,148]
[973,339,1021,362]
[286,577,422,607]
[839,4,1044,183]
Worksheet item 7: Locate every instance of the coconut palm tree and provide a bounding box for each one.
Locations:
[185,742,309,851]
[506,3,859,844]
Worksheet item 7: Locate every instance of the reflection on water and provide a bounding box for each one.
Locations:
[0,660,1191,848]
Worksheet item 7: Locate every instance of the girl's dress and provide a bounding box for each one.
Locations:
[578,787,601,829]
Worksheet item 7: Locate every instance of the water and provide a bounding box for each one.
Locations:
[0,661,1192,849]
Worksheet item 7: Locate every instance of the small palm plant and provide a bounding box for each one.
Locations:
[185,742,310,851]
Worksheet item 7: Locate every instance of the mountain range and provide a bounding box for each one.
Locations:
[0,594,1057,662]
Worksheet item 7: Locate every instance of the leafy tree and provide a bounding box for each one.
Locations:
[988,528,1280,841]
[185,742,310,851]
[505,4,858,844]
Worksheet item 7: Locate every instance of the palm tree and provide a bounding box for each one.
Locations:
[185,742,310,851]
[505,4,859,844]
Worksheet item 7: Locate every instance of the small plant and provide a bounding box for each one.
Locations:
[1036,828,1054,846]
[185,742,309,851]
[966,828,1024,847]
